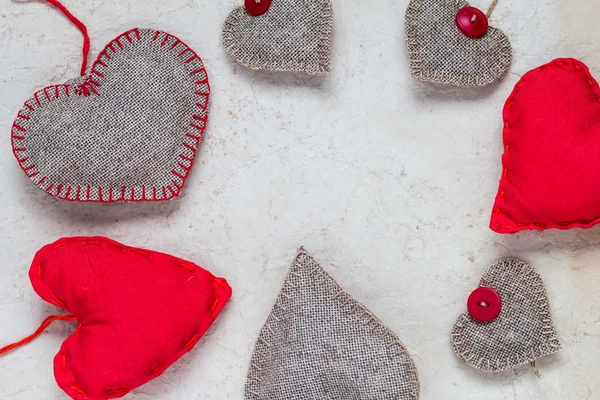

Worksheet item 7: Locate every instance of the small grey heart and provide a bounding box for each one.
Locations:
[222,0,333,74]
[451,259,561,372]
[405,0,512,86]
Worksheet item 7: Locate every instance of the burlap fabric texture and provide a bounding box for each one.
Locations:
[11,28,210,202]
[405,0,512,86]
[222,0,333,74]
[245,248,420,400]
[451,259,561,372]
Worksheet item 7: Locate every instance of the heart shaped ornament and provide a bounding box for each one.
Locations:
[491,58,600,233]
[451,259,561,372]
[11,28,210,202]
[405,0,512,86]
[29,237,231,399]
[245,248,420,400]
[222,0,333,74]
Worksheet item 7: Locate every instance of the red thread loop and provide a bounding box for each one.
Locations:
[44,0,90,76]
[0,314,77,356]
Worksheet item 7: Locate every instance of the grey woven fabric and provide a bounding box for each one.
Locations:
[451,259,561,372]
[11,28,210,202]
[405,0,512,86]
[245,248,420,400]
[222,0,333,74]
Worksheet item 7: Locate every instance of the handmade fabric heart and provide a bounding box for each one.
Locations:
[405,0,512,86]
[222,0,333,74]
[451,259,561,372]
[8,236,232,399]
[245,248,420,399]
[490,58,600,233]
[11,28,210,202]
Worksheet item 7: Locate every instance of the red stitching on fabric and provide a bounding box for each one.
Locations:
[493,58,600,232]
[151,364,165,374]
[210,298,220,312]
[51,294,67,309]
[17,111,30,120]
[70,386,86,397]
[11,28,209,204]
[107,388,127,396]
[184,333,200,349]
[179,262,195,272]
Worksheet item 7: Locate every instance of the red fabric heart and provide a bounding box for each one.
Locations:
[29,237,232,399]
[490,58,600,233]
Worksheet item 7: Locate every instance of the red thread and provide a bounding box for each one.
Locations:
[42,0,90,75]
[52,294,67,308]
[179,263,195,272]
[107,388,127,396]
[210,298,220,312]
[70,386,87,397]
[184,333,200,349]
[0,314,76,356]
[151,364,165,374]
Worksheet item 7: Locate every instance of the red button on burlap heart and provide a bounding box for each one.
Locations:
[11,28,210,202]
[30,237,231,400]
[490,58,600,233]
[405,0,512,86]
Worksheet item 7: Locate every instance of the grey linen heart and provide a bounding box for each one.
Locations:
[405,0,512,86]
[451,259,561,372]
[222,0,333,74]
[245,248,420,400]
[11,28,210,202]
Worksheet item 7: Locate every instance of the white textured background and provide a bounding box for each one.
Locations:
[1,0,599,399]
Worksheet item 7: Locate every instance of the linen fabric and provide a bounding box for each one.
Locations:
[491,58,600,233]
[405,0,512,86]
[30,237,232,400]
[451,259,561,372]
[222,0,333,74]
[11,28,210,202]
[245,248,420,400]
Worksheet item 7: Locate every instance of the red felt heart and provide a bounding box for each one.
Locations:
[490,58,600,233]
[29,237,232,399]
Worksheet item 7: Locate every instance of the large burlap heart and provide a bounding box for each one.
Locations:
[491,59,600,233]
[405,0,512,86]
[11,28,210,202]
[30,236,231,399]
[451,259,561,372]
[222,0,333,74]
[245,248,420,399]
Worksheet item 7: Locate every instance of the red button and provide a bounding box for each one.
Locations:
[467,287,501,322]
[455,7,489,38]
[245,0,271,16]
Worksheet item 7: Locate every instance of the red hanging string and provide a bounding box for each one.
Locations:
[43,0,91,76]
[0,314,76,356]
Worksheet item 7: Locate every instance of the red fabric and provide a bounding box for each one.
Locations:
[43,0,90,75]
[29,237,232,399]
[490,58,600,234]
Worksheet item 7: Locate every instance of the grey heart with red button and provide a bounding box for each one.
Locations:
[451,259,561,372]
